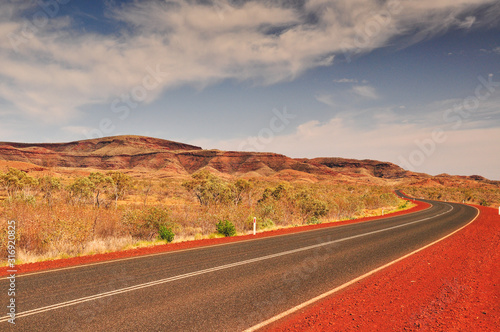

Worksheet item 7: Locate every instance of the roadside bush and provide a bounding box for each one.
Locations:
[216,220,236,237]
[158,225,175,243]
[479,200,489,206]
[0,169,419,263]
[260,218,275,229]
[307,216,322,225]
[295,190,329,222]
[122,206,171,239]
[398,200,409,210]
[402,186,499,207]
[144,206,170,229]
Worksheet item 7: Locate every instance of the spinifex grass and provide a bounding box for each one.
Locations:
[0,168,423,263]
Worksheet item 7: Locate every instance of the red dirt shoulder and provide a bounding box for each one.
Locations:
[263,205,499,332]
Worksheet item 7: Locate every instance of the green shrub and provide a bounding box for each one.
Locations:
[144,206,170,229]
[158,225,175,242]
[295,190,329,222]
[398,200,408,209]
[123,206,172,239]
[307,216,322,225]
[260,218,275,229]
[216,220,236,237]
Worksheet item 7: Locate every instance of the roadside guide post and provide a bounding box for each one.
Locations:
[253,217,256,235]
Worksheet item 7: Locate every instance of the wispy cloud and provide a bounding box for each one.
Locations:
[198,92,500,179]
[333,78,358,84]
[352,85,379,99]
[0,0,499,126]
[458,16,476,29]
[315,94,336,107]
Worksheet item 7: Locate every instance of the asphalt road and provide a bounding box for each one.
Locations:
[0,195,478,331]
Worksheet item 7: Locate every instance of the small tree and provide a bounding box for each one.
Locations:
[39,175,61,206]
[144,206,172,239]
[107,171,131,207]
[258,183,290,203]
[137,179,154,206]
[144,206,170,229]
[295,190,329,223]
[0,168,39,199]
[0,168,22,197]
[88,172,113,208]
[68,176,94,205]
[182,170,233,207]
[232,179,252,205]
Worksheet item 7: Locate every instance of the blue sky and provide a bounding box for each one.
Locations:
[0,0,499,179]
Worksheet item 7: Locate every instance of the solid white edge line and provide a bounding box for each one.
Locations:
[2,196,431,279]
[0,202,450,323]
[243,204,480,332]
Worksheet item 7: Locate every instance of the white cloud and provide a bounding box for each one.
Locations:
[197,113,500,179]
[315,94,337,107]
[195,90,500,179]
[352,85,379,99]
[458,16,476,29]
[333,78,358,83]
[0,0,499,125]
[317,83,379,107]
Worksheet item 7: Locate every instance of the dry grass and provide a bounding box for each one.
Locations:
[403,186,500,207]
[0,170,408,264]
[15,236,137,264]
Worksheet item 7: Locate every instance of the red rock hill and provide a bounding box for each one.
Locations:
[0,135,412,180]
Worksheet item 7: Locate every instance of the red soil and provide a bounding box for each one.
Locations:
[0,199,429,277]
[263,205,499,332]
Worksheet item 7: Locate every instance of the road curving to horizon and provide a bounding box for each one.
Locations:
[0,193,478,331]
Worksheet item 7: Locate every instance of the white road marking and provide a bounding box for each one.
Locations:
[0,203,454,323]
[244,204,479,332]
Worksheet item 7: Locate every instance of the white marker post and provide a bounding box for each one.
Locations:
[253,217,256,235]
